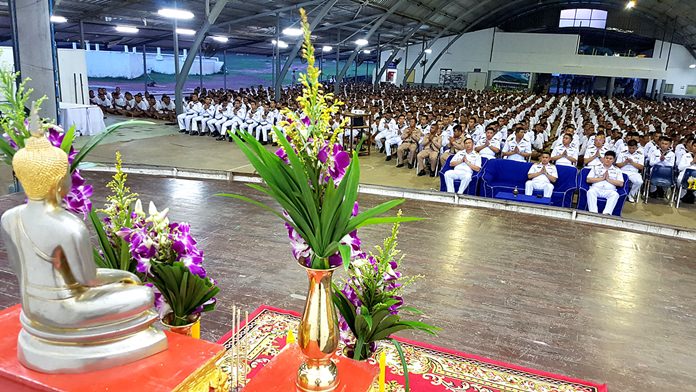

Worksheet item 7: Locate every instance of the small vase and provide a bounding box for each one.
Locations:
[161,313,201,338]
[296,262,340,392]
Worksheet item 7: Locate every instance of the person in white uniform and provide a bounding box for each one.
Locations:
[374,112,397,152]
[190,97,215,135]
[502,127,532,162]
[525,152,557,198]
[474,127,501,160]
[648,136,676,196]
[677,140,696,199]
[550,133,579,167]
[177,93,202,133]
[444,138,482,194]
[616,140,644,203]
[586,151,624,215]
[583,133,610,168]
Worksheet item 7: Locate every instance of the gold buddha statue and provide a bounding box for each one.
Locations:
[0,111,167,373]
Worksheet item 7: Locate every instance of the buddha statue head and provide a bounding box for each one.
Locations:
[12,110,70,206]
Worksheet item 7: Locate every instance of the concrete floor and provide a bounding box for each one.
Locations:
[65,116,696,229]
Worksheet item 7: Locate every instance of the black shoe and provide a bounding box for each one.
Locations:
[648,191,657,198]
[385,155,392,162]
[261,141,268,145]
[211,131,220,137]
[228,137,234,142]
[408,163,414,169]
[417,170,426,177]
[199,132,207,136]
[190,131,198,136]
[216,135,225,141]
[179,129,186,133]
[379,146,385,154]
[396,163,404,168]
[429,172,436,177]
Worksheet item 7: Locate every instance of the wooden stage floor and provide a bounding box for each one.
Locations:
[0,172,693,391]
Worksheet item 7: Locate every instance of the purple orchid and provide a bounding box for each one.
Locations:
[318,143,351,184]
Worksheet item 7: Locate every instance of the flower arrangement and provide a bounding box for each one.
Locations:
[333,216,439,390]
[217,8,419,270]
[91,153,219,327]
[0,69,146,219]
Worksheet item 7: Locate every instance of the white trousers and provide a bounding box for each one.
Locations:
[190,115,210,132]
[444,170,473,194]
[587,187,619,214]
[525,181,554,198]
[253,122,268,141]
[625,172,643,198]
[177,113,195,130]
[374,131,391,149]
[207,117,224,133]
[385,136,402,156]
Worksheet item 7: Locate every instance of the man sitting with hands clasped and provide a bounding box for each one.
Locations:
[444,138,481,194]
[586,151,624,215]
[525,151,557,198]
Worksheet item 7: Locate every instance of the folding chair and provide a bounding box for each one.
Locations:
[643,165,676,205]
[676,168,696,209]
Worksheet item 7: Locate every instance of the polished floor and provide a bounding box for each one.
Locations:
[64,117,696,230]
[0,173,694,390]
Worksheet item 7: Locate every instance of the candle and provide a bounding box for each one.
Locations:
[378,351,386,392]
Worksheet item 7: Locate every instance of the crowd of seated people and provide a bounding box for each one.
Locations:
[90,87,176,121]
[89,82,696,211]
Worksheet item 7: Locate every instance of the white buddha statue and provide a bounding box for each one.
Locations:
[0,113,167,373]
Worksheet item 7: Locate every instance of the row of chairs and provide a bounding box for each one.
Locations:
[642,165,696,208]
[438,157,631,216]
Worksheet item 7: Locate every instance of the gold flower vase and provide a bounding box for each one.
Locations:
[161,313,201,338]
[296,262,340,392]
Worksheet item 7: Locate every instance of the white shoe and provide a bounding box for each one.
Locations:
[628,195,636,203]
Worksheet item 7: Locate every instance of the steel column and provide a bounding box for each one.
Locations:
[174,0,230,113]
[142,45,148,93]
[173,18,181,113]
[276,0,339,99]
[335,0,407,94]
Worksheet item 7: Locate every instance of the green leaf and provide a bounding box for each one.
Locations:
[338,243,352,271]
[353,335,365,361]
[59,125,76,154]
[391,339,411,392]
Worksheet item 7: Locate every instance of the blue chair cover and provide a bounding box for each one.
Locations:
[649,165,675,188]
[481,159,533,198]
[576,167,630,216]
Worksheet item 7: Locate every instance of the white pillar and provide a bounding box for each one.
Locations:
[183,48,187,58]
[85,41,90,51]
[95,43,100,51]
[156,47,163,60]
[132,47,137,53]
[71,42,77,49]
[124,45,129,52]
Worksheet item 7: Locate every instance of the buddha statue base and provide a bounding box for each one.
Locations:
[17,309,167,374]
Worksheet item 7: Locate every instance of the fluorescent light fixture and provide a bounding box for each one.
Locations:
[176,28,196,36]
[424,48,432,54]
[158,8,194,20]
[322,45,333,52]
[212,36,229,43]
[282,27,303,37]
[50,15,67,23]
[362,49,371,54]
[355,38,368,46]
[272,39,289,49]
[115,26,139,34]
[689,64,696,69]
[625,0,636,9]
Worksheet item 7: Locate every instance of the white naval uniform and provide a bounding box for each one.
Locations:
[587,165,624,214]
[502,135,532,162]
[677,152,696,197]
[617,149,644,199]
[444,150,482,194]
[374,118,397,150]
[583,144,610,168]
[551,144,579,167]
[475,137,500,160]
[210,103,233,133]
[191,104,215,132]
[525,163,557,198]
[221,106,247,135]
[177,101,203,131]
[648,149,676,192]
[385,124,406,157]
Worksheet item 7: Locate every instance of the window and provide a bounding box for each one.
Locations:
[559,9,607,29]
[664,84,674,94]
[687,85,696,95]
